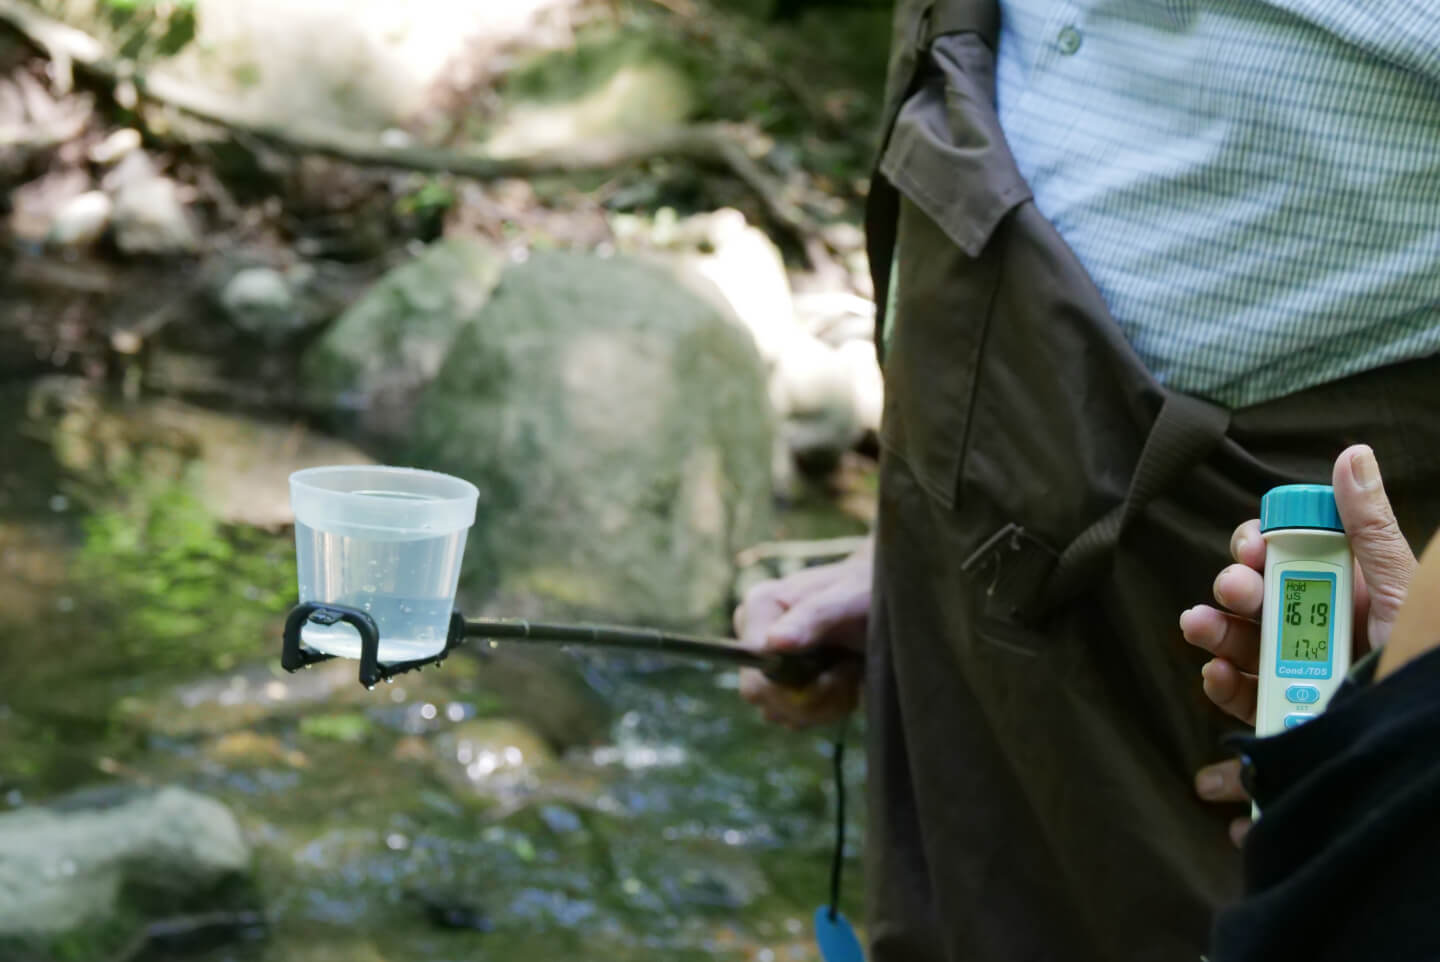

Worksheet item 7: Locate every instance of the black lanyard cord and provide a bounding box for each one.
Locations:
[828,717,851,922]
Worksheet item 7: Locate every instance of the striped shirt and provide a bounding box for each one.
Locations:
[994,0,1440,407]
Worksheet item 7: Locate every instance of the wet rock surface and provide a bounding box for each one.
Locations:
[0,787,250,938]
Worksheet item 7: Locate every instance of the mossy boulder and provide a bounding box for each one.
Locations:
[302,238,504,438]
[410,252,772,630]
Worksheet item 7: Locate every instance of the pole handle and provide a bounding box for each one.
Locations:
[762,645,858,689]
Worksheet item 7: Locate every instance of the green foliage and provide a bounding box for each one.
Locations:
[502,31,666,105]
[395,178,456,240]
[98,0,198,60]
[0,911,140,962]
[73,471,295,673]
[395,178,456,217]
[543,2,887,212]
[299,712,372,743]
[230,61,263,88]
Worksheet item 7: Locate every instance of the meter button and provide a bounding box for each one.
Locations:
[1285,685,1320,705]
[1283,713,1314,730]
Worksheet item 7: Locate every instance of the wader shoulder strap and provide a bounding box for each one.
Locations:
[867,0,1002,362]
[961,392,1231,628]
[926,0,1000,49]
[1042,392,1231,612]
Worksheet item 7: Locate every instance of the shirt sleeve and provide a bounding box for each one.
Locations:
[1209,644,1440,962]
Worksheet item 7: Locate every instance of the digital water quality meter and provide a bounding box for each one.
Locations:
[1256,484,1354,738]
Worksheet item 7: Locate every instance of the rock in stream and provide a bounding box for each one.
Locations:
[0,787,251,939]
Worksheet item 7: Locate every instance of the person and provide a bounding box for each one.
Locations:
[1182,448,1440,961]
[735,0,1440,958]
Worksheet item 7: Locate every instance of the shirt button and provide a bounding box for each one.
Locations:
[1057,25,1082,55]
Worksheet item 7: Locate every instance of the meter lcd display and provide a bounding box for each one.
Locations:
[1281,577,1332,663]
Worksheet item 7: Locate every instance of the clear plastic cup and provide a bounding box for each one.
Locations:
[290,466,479,662]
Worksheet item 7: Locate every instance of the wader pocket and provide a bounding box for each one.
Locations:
[877,33,1032,510]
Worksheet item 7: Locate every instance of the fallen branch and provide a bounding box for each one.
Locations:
[10,254,117,294]
[0,0,828,257]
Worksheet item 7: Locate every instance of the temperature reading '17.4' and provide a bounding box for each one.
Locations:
[1281,578,1333,663]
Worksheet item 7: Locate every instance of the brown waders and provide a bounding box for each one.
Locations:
[863,1,1440,959]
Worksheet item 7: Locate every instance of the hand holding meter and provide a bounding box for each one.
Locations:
[1256,484,1354,738]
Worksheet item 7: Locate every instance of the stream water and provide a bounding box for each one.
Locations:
[0,384,868,962]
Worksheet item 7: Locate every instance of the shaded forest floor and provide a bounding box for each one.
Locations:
[1,0,892,403]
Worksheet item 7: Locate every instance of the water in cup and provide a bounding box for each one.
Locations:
[294,521,465,660]
[289,466,479,663]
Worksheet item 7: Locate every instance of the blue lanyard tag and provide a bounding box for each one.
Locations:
[814,906,865,962]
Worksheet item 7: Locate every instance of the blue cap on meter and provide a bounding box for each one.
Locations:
[1260,484,1343,533]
